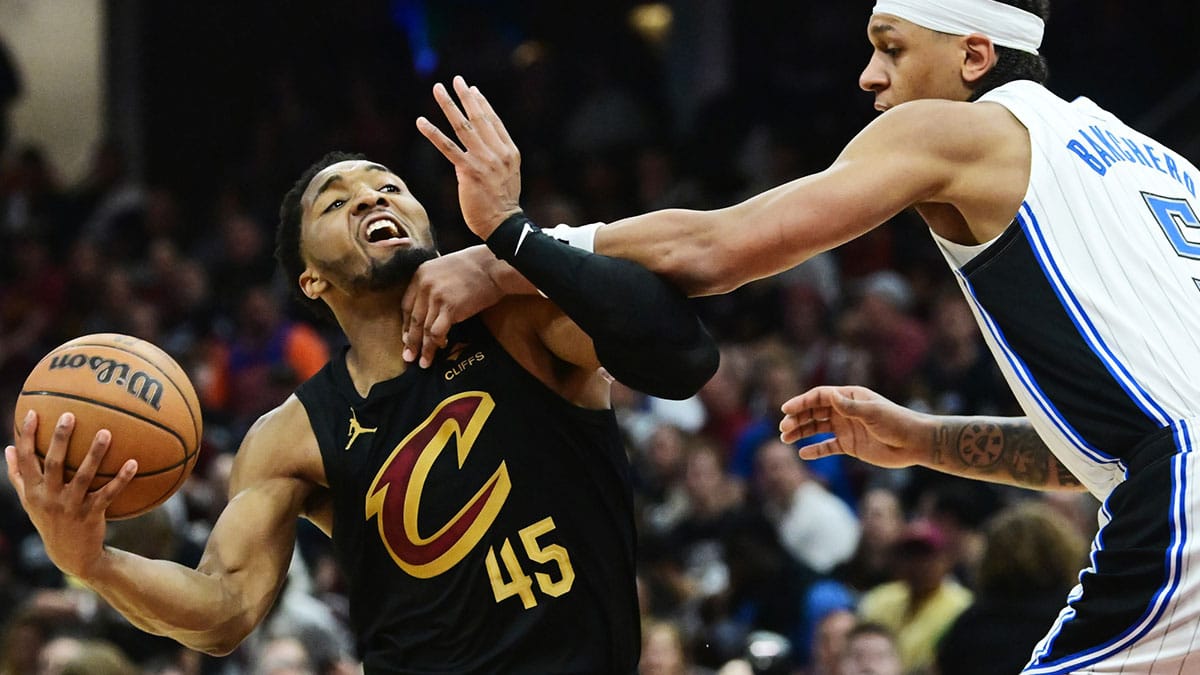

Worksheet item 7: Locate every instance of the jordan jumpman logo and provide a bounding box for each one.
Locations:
[345,407,378,450]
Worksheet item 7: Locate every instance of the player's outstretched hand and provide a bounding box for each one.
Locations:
[779,385,931,469]
[417,75,522,240]
[6,411,136,579]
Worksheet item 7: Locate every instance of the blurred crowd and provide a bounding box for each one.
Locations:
[0,0,1194,673]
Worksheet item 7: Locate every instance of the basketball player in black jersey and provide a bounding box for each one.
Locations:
[6,119,719,669]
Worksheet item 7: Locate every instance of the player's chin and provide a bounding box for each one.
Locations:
[367,246,439,289]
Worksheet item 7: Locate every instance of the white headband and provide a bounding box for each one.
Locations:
[873,0,1044,55]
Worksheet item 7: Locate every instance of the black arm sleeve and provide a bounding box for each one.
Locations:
[486,212,719,400]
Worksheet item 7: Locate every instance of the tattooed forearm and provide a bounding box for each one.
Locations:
[929,418,1086,491]
[932,425,951,465]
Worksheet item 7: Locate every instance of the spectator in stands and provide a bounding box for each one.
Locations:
[937,500,1089,675]
[754,438,860,575]
[857,520,971,674]
[838,622,902,675]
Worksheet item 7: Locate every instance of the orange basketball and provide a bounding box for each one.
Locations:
[13,333,203,520]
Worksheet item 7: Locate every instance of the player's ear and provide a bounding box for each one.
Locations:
[299,267,327,300]
[961,33,997,85]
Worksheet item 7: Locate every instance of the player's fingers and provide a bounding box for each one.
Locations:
[470,85,518,150]
[782,385,846,412]
[780,415,832,444]
[403,285,430,364]
[797,438,844,461]
[416,116,468,165]
[451,79,504,152]
[778,414,805,441]
[827,391,866,420]
[42,412,76,491]
[5,446,27,501]
[778,402,831,427]
[419,313,452,369]
[66,429,111,500]
[433,80,482,148]
[455,78,504,150]
[88,459,137,512]
[779,390,823,415]
[12,410,44,486]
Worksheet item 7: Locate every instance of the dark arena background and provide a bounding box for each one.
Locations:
[0,1,1197,673]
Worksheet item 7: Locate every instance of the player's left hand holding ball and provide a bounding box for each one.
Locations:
[6,411,136,580]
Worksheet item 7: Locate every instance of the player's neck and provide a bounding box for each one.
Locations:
[338,298,411,395]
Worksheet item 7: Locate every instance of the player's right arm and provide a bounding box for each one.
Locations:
[779,386,1086,492]
[5,400,319,655]
[403,77,1027,360]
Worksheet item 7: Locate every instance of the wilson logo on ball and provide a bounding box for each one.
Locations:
[48,354,166,411]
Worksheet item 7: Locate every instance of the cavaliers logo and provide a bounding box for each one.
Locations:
[365,392,509,578]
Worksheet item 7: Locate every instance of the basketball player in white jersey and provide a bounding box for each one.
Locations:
[406,0,1200,671]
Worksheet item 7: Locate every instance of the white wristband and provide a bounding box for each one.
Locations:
[543,222,603,253]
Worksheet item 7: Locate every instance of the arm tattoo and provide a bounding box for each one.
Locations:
[931,425,951,466]
[956,423,1004,469]
[1001,425,1050,486]
[928,418,1083,490]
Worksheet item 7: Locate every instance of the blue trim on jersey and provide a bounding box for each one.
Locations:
[1016,203,1172,427]
[955,269,1119,465]
[1022,421,1192,674]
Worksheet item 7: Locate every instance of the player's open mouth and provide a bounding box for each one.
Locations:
[362,215,411,246]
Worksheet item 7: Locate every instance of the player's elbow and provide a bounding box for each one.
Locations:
[195,639,240,658]
[186,619,256,657]
[686,255,746,296]
[597,326,719,401]
[670,226,756,297]
[668,338,720,400]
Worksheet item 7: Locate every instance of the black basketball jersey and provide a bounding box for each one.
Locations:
[293,317,639,674]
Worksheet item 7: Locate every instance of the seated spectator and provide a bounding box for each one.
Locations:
[839,271,930,401]
[730,343,853,505]
[936,500,1088,675]
[908,286,1018,417]
[754,438,860,575]
[635,423,697,538]
[207,285,330,434]
[838,622,902,675]
[834,486,904,592]
[254,634,317,675]
[640,619,707,675]
[856,520,971,674]
[807,607,856,675]
[45,637,139,675]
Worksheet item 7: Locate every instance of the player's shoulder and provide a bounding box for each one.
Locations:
[859,97,1027,177]
[231,395,324,485]
[875,98,1028,158]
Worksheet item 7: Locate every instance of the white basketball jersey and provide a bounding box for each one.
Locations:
[931,80,1200,500]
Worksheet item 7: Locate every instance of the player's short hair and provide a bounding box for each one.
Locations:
[275,150,367,322]
[971,0,1051,100]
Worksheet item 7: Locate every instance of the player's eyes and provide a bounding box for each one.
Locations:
[380,184,400,193]
[324,199,346,213]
